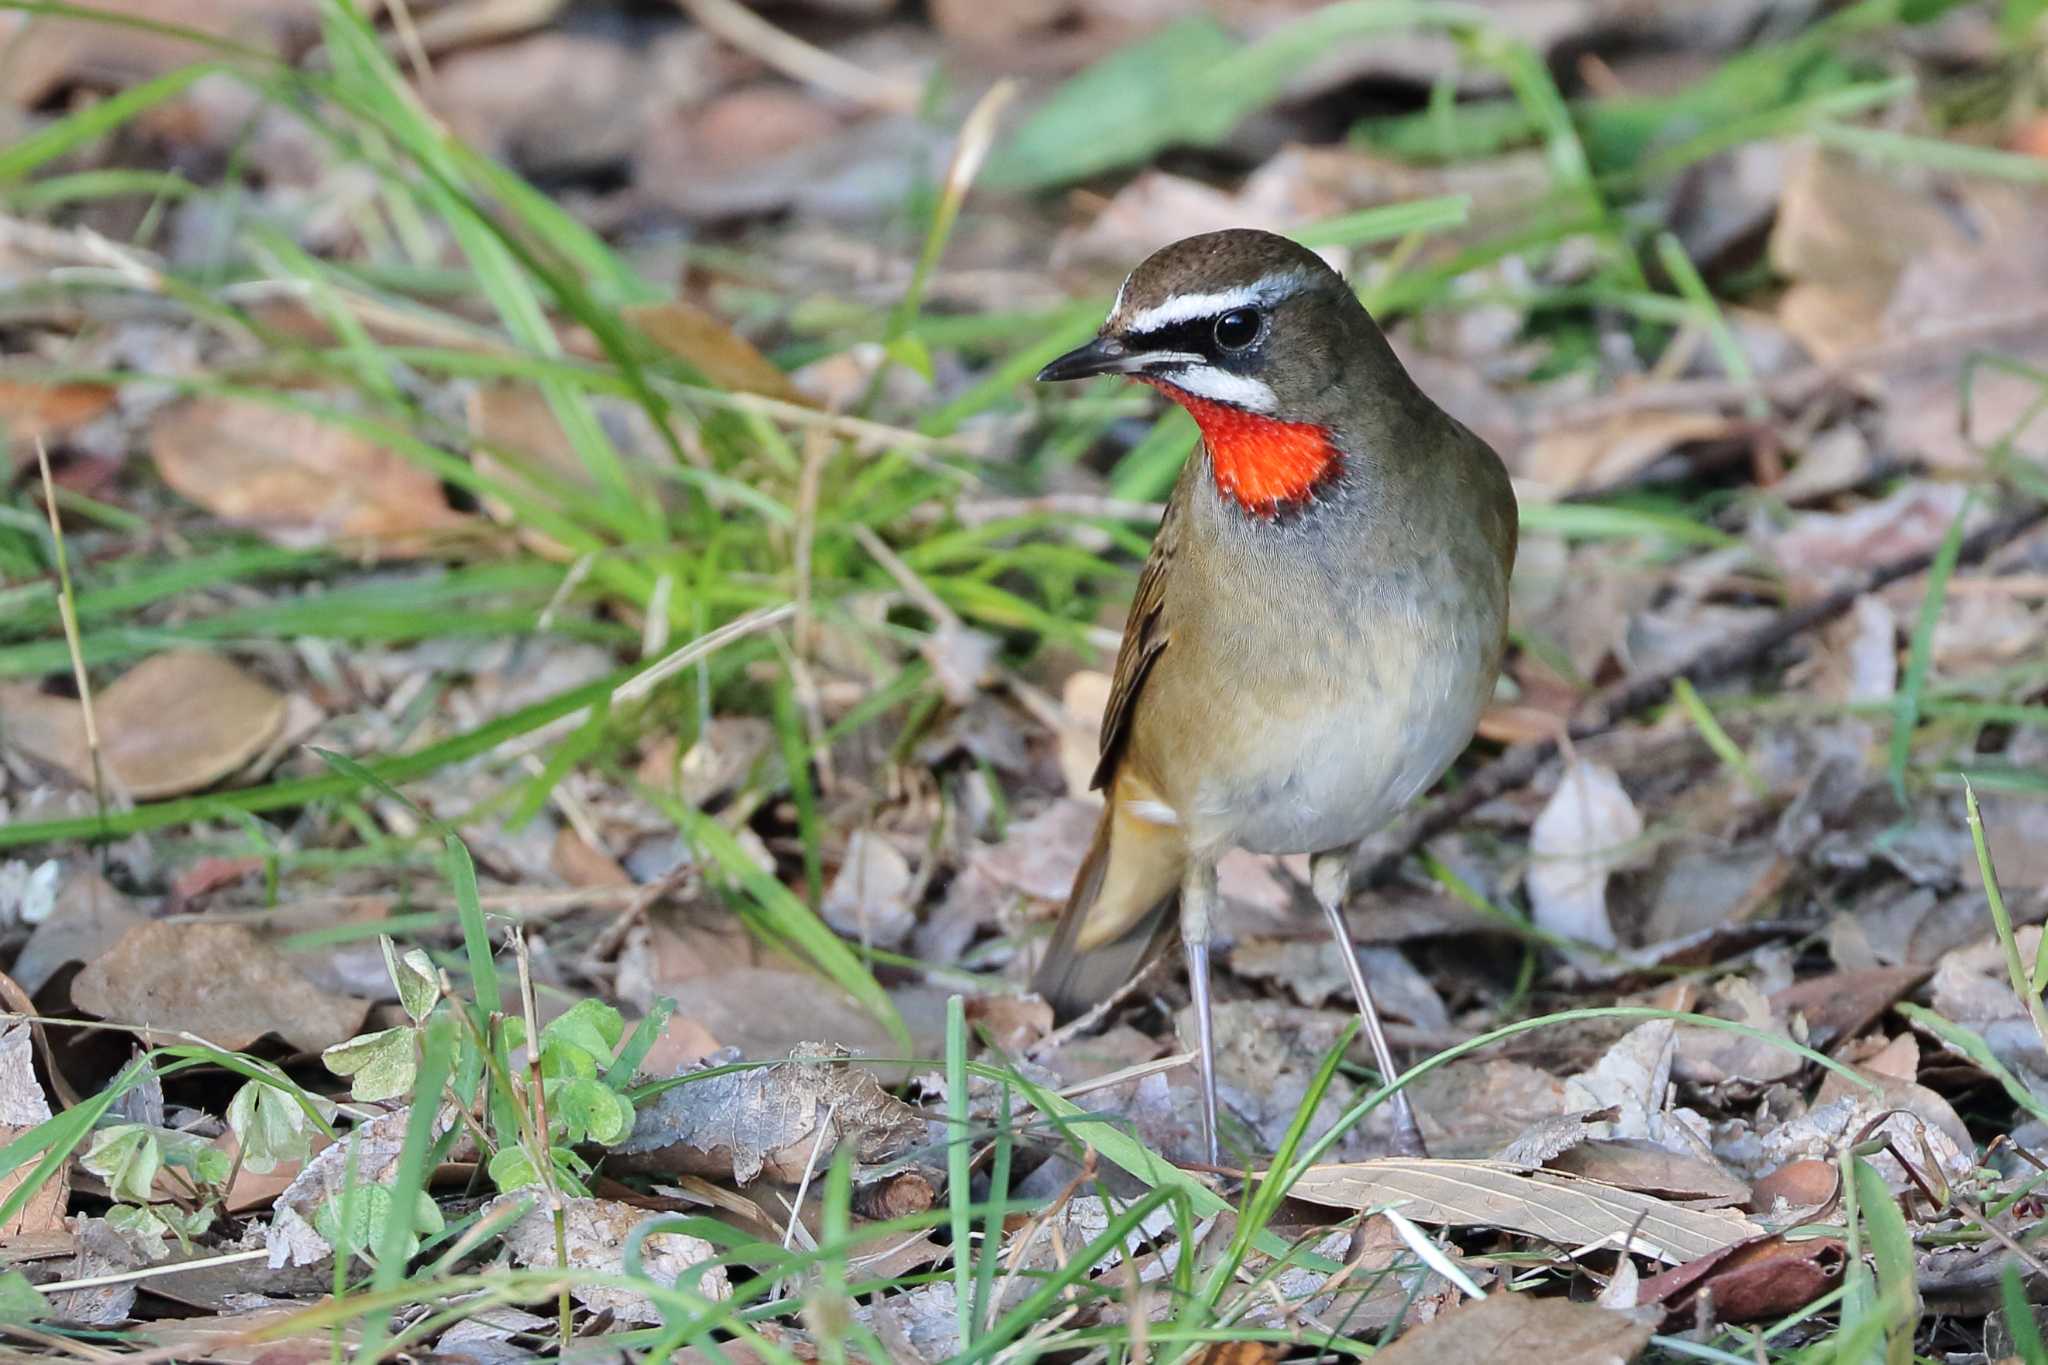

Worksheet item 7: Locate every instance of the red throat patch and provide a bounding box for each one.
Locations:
[1143,379,1338,517]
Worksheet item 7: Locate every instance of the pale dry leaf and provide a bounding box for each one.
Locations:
[1563,1021,1713,1157]
[821,830,916,950]
[973,797,1098,904]
[490,1195,728,1325]
[266,1104,466,1268]
[0,650,285,800]
[1521,410,1738,496]
[70,921,369,1053]
[1527,760,1642,950]
[1286,1158,1759,1265]
[1354,1284,1657,1364]
[1672,977,1802,1089]
[152,396,471,551]
[616,1042,928,1184]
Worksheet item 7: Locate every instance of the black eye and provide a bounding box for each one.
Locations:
[1213,308,1260,351]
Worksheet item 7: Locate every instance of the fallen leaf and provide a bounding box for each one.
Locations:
[1527,760,1643,950]
[10,865,146,996]
[1544,1139,1750,1208]
[1637,1234,1845,1323]
[964,993,1051,1051]
[1748,1158,1837,1221]
[1770,966,1928,1051]
[1673,978,1801,1089]
[152,395,472,551]
[1522,411,1740,496]
[1287,1158,1759,1265]
[70,921,370,1052]
[821,831,917,950]
[616,1042,929,1185]
[0,0,315,109]
[973,798,1098,904]
[490,1195,728,1325]
[625,301,805,404]
[0,377,114,468]
[1561,1021,1713,1157]
[1361,1289,1658,1365]
[0,650,285,800]
[0,1020,65,1240]
[266,1104,469,1268]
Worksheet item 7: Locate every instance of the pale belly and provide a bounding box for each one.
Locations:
[1136,604,1497,858]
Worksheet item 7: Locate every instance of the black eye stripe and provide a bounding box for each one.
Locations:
[1124,316,1215,355]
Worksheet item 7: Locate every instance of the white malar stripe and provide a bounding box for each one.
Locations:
[1118,269,1315,334]
[1156,363,1277,413]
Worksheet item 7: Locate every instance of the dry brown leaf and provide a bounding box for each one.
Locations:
[1544,1139,1750,1208]
[0,1020,66,1240]
[0,377,115,468]
[624,301,806,404]
[0,0,315,109]
[0,650,285,800]
[70,921,369,1053]
[1363,1290,1658,1364]
[1637,1234,1846,1324]
[1521,411,1739,495]
[152,395,472,551]
[615,1041,927,1185]
[1286,1158,1760,1265]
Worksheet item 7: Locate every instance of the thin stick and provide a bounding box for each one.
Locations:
[674,0,920,112]
[1359,498,2048,884]
[34,439,111,812]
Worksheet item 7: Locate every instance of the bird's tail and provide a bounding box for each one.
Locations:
[1032,795,1183,1021]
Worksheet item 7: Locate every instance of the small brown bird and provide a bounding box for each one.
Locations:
[1033,229,1516,1161]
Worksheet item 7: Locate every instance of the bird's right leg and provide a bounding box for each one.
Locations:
[1180,857,1221,1166]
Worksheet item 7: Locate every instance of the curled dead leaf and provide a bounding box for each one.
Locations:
[1637,1234,1846,1324]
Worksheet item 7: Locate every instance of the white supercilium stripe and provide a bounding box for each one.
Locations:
[1155,364,1277,412]
[1119,269,1316,334]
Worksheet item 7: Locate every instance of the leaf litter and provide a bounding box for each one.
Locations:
[2,0,2048,1361]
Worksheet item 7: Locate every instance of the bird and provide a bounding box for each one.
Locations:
[1031,228,1516,1163]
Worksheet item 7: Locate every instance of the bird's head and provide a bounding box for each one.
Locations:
[1039,229,1412,517]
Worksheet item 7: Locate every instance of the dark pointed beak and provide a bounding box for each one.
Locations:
[1037,335,1133,383]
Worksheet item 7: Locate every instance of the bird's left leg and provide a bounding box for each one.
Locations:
[1180,856,1222,1166]
[1311,848,1427,1157]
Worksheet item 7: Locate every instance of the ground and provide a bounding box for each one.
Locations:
[1,1,2047,1361]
